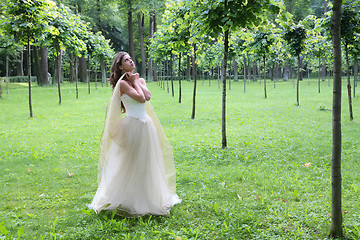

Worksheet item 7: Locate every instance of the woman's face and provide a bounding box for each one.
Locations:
[119,54,135,73]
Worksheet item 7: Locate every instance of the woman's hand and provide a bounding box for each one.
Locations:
[126,72,140,84]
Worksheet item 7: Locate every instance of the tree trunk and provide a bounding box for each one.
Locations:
[79,55,88,83]
[88,57,91,94]
[138,12,146,78]
[76,57,79,99]
[6,55,9,94]
[34,46,41,85]
[170,53,174,97]
[344,44,353,120]
[179,53,182,103]
[283,60,289,81]
[322,63,326,81]
[148,10,155,82]
[243,55,247,93]
[17,50,24,76]
[330,0,343,237]
[318,56,321,93]
[233,58,238,81]
[263,56,267,98]
[95,61,98,89]
[127,5,135,59]
[40,45,49,85]
[191,44,197,120]
[100,59,106,87]
[222,27,229,149]
[296,54,301,106]
[27,39,33,118]
[69,52,76,83]
[353,54,358,98]
[55,41,62,105]
[186,55,191,81]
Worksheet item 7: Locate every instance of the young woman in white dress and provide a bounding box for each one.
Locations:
[89,52,181,216]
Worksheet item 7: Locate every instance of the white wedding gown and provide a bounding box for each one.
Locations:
[89,76,181,216]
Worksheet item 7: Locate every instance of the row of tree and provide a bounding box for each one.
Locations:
[0,0,115,113]
[149,0,359,118]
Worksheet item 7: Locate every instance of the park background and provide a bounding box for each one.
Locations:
[1,0,360,239]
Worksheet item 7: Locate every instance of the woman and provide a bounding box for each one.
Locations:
[89,52,181,216]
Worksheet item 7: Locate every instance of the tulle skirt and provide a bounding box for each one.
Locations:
[89,115,181,216]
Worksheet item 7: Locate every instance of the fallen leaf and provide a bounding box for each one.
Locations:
[304,162,311,168]
[256,195,260,200]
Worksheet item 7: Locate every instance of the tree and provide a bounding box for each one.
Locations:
[340,0,360,120]
[46,3,88,103]
[283,23,307,106]
[250,30,276,98]
[3,0,55,117]
[330,0,343,237]
[189,0,281,148]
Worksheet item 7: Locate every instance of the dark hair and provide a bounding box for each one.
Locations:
[108,51,128,89]
[108,51,128,113]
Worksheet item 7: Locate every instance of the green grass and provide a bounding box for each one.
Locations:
[0,78,359,239]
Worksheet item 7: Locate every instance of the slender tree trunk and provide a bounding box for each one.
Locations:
[17,50,24,76]
[222,27,229,149]
[283,60,289,81]
[34,46,41,85]
[318,56,321,93]
[127,5,135,59]
[296,55,301,106]
[233,58,238,81]
[27,39,33,118]
[170,53,174,97]
[354,55,358,97]
[88,57,91,94]
[179,53,182,103]
[344,44,353,120]
[138,12,146,78]
[243,55,247,93]
[330,0,343,237]
[55,41,62,105]
[263,56,267,98]
[148,10,155,82]
[76,57,79,99]
[6,55,9,94]
[100,59,106,87]
[186,55,191,81]
[70,52,76,83]
[191,44,197,119]
[95,61,98,89]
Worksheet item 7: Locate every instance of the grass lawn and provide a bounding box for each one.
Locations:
[0,78,359,239]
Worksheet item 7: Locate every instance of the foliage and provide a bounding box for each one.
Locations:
[1,0,56,45]
[45,3,88,56]
[283,23,307,57]
[341,0,360,51]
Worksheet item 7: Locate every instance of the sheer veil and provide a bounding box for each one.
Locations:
[97,74,177,194]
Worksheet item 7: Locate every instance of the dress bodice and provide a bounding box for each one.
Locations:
[120,93,148,122]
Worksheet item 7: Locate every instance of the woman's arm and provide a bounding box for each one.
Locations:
[138,78,151,101]
[120,74,146,103]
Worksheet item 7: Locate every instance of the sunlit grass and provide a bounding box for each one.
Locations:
[0,78,359,239]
